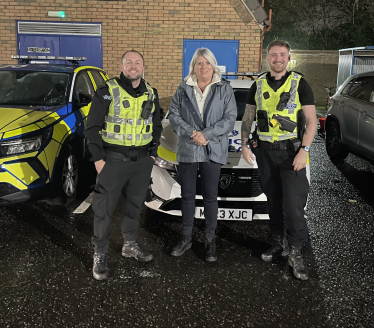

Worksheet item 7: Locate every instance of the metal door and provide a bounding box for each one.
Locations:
[60,36,102,68]
[183,39,239,79]
[358,77,374,158]
[340,76,371,148]
[19,35,60,57]
[17,21,102,68]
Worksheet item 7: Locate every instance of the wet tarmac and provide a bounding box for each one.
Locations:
[0,133,373,328]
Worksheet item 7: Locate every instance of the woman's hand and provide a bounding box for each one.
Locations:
[191,131,209,146]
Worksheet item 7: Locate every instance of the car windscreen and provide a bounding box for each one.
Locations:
[234,88,250,121]
[0,71,70,108]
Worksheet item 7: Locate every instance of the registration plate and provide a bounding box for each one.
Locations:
[195,207,253,221]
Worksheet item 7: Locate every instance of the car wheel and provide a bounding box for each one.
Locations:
[47,144,80,205]
[325,120,349,161]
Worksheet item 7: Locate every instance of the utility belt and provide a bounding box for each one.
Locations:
[104,148,149,162]
[258,138,301,151]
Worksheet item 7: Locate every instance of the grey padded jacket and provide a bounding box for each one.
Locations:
[168,79,237,164]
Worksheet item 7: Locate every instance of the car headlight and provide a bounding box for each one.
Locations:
[154,157,176,171]
[0,127,53,157]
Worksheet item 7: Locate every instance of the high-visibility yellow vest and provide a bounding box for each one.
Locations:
[102,79,155,147]
[255,72,302,142]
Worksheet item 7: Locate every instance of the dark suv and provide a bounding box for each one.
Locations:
[325,71,374,163]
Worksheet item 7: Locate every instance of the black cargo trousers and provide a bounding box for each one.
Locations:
[91,151,154,254]
[253,139,310,247]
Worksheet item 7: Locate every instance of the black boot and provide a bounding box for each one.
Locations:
[92,253,109,281]
[171,235,192,257]
[122,241,154,262]
[205,237,217,262]
[288,246,308,280]
[261,234,289,262]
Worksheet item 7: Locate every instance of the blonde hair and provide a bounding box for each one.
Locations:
[185,48,221,81]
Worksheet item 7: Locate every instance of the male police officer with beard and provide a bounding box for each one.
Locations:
[86,50,162,280]
[241,40,317,280]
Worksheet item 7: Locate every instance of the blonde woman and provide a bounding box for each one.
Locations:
[168,48,237,261]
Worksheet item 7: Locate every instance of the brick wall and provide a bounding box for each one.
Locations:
[0,0,262,100]
[262,50,339,106]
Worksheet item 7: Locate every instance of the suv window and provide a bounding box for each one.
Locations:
[369,85,374,103]
[234,89,250,121]
[90,70,107,89]
[348,76,372,100]
[341,80,353,95]
[74,71,94,103]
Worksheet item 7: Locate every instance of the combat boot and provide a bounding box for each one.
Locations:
[171,235,192,257]
[92,253,109,280]
[205,237,217,262]
[261,234,289,262]
[122,241,154,262]
[288,246,308,280]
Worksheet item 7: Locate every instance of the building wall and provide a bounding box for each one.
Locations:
[262,50,339,106]
[0,0,262,99]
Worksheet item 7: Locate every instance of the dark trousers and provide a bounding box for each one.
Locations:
[254,145,310,247]
[91,155,154,253]
[178,161,222,239]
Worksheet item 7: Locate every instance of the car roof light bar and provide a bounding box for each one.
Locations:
[221,72,263,80]
[11,55,87,65]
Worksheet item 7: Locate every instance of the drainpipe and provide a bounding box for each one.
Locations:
[258,2,272,72]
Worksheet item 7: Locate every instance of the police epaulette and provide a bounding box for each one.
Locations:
[290,70,304,77]
[257,71,268,78]
[100,77,117,89]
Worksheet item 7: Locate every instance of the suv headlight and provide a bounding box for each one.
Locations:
[154,157,176,171]
[0,127,53,157]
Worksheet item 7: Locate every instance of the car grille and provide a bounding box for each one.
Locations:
[0,183,19,197]
[169,168,263,198]
[160,199,268,214]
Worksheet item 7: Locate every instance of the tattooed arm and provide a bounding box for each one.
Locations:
[241,104,256,146]
[241,104,256,165]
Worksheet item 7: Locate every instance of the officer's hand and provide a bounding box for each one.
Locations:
[191,131,208,146]
[242,146,255,165]
[151,156,155,161]
[293,150,308,171]
[95,159,106,174]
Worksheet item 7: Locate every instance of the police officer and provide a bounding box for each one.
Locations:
[86,50,162,280]
[241,40,317,280]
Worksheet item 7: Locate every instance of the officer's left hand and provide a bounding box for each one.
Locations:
[151,156,155,161]
[191,131,208,146]
[293,150,308,171]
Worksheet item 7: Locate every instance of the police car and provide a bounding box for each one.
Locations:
[145,73,269,221]
[0,56,108,205]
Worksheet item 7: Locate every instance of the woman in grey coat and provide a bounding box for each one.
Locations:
[168,48,237,261]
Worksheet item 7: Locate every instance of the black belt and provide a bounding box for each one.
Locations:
[104,149,148,162]
[259,139,295,150]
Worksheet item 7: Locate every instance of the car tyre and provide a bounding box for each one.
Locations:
[47,144,80,205]
[326,120,349,161]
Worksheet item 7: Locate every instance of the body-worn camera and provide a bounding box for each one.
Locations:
[276,92,291,111]
[141,99,154,120]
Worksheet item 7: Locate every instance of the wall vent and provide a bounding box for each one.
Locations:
[18,21,102,36]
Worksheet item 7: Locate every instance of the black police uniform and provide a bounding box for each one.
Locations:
[86,73,162,254]
[246,71,315,247]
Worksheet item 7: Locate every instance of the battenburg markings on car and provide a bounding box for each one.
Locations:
[11,55,87,61]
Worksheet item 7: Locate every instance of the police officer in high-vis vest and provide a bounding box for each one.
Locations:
[241,40,317,280]
[86,50,162,280]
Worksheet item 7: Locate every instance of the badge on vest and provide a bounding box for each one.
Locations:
[285,103,297,110]
[103,95,112,101]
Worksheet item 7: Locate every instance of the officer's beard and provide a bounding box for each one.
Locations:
[124,74,143,82]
